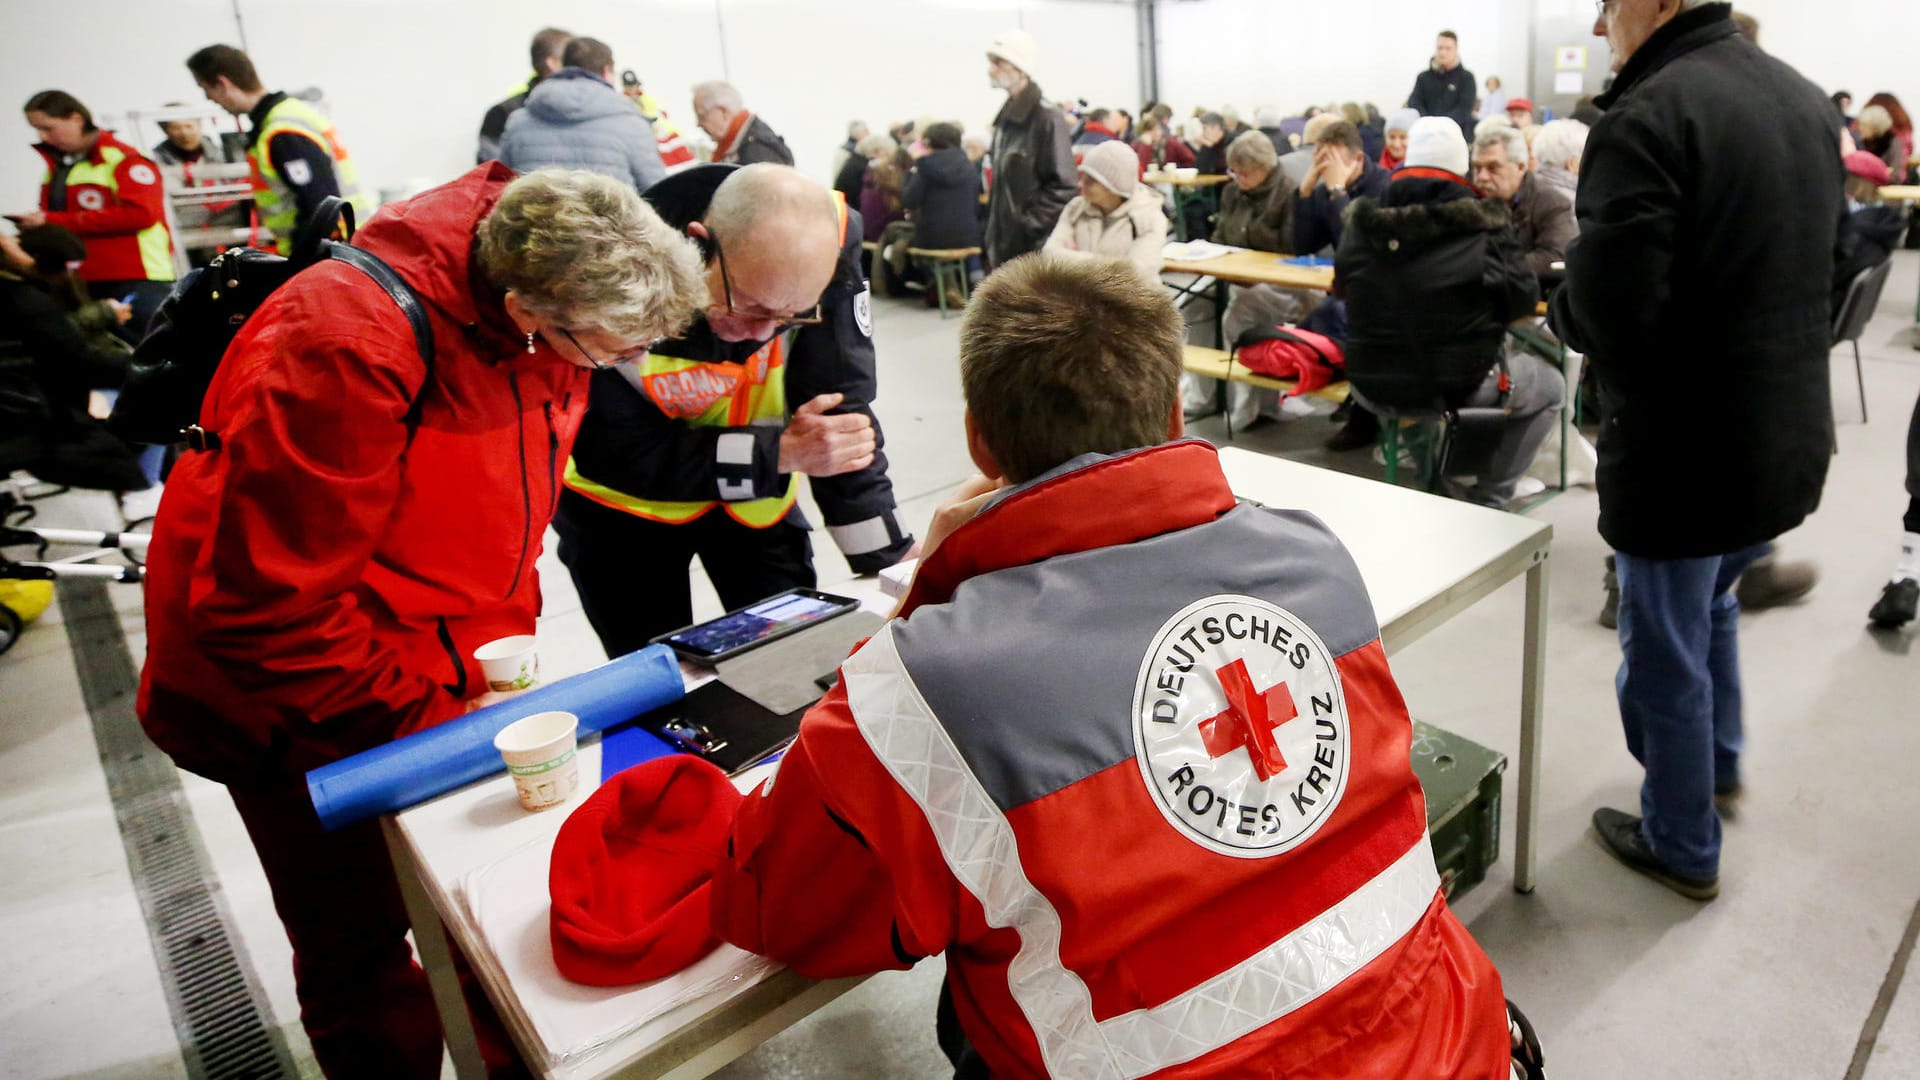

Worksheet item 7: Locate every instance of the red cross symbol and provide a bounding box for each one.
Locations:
[1198,659,1299,782]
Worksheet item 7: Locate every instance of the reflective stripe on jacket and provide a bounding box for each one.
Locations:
[34,132,176,283]
[712,441,1510,1079]
[562,335,798,528]
[247,96,374,252]
[561,191,848,531]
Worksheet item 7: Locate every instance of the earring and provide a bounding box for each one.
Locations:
[525,331,536,354]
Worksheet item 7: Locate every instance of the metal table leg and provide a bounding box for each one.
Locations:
[384,818,488,1078]
[1515,549,1549,894]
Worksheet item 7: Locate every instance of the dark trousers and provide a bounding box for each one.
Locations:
[1905,389,1920,533]
[228,784,526,1078]
[935,981,991,1080]
[1613,543,1769,879]
[553,489,816,659]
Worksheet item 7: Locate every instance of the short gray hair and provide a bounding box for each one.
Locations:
[847,119,869,139]
[1474,115,1516,141]
[1253,104,1282,128]
[1474,125,1530,167]
[692,80,743,112]
[855,133,898,159]
[1531,119,1589,170]
[477,169,706,342]
[1226,129,1279,172]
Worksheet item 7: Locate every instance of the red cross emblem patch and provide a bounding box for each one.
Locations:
[1133,595,1351,858]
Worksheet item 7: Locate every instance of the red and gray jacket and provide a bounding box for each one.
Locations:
[138,164,589,783]
[712,441,1510,1079]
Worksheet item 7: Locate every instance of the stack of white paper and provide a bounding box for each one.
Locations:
[1162,239,1244,262]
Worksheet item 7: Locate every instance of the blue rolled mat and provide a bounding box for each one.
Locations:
[307,643,686,830]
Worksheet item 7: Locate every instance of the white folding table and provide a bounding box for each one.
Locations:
[385,446,1552,1078]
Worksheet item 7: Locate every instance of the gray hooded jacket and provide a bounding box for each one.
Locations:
[500,68,665,192]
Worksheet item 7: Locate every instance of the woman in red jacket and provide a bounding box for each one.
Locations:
[137,164,705,1078]
[17,90,177,336]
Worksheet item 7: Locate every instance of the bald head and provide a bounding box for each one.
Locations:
[697,164,842,342]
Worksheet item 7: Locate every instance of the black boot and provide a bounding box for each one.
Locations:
[1869,578,1919,629]
[1324,404,1379,452]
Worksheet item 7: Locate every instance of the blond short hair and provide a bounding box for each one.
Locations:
[477,169,705,342]
[1226,129,1279,172]
[1302,112,1342,146]
[1859,104,1893,139]
[961,255,1181,483]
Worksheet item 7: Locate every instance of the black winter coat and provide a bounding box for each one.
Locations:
[1548,2,1845,558]
[903,148,983,251]
[731,115,794,166]
[1407,64,1478,139]
[985,81,1079,267]
[1335,171,1539,411]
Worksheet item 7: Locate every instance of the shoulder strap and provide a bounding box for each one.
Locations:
[326,242,438,428]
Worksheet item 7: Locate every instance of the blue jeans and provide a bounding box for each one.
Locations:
[1613,543,1769,879]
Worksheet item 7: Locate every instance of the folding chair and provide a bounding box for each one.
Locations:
[1832,259,1893,423]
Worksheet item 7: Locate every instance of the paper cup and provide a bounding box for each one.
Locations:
[493,710,579,811]
[474,635,539,692]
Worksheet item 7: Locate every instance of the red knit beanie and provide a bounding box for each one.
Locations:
[549,754,743,986]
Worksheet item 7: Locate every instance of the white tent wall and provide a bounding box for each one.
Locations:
[7,1,1914,231]
[1,0,1141,218]
[1152,0,1537,130]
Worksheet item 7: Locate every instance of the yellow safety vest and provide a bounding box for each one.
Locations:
[247,96,375,253]
[52,138,176,282]
[562,194,850,529]
[564,335,800,528]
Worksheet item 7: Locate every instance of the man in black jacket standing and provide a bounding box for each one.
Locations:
[1550,0,1845,901]
[983,29,1078,269]
[476,27,570,163]
[694,81,794,166]
[1406,30,1477,140]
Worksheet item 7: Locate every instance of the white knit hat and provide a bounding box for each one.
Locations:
[1404,116,1469,176]
[1078,140,1139,197]
[987,29,1037,76]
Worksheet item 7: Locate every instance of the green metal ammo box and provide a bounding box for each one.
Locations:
[1410,720,1508,903]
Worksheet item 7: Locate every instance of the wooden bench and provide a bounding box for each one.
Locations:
[1183,345,1350,441]
[907,246,981,318]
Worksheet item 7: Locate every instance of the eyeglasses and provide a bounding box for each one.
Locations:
[1595,0,1620,18]
[711,232,824,326]
[559,327,657,370]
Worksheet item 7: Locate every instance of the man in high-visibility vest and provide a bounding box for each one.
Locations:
[187,44,375,253]
[556,163,914,659]
[624,80,698,175]
[475,26,571,164]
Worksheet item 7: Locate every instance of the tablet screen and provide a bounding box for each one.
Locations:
[669,592,846,657]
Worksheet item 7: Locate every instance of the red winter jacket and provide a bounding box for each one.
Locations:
[34,131,176,283]
[711,442,1509,1080]
[138,164,590,784]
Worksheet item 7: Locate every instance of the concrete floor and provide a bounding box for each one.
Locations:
[2,254,1918,1079]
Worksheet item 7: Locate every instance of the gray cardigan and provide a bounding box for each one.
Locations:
[500,69,665,191]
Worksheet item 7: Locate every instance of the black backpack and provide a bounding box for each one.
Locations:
[107,197,434,450]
